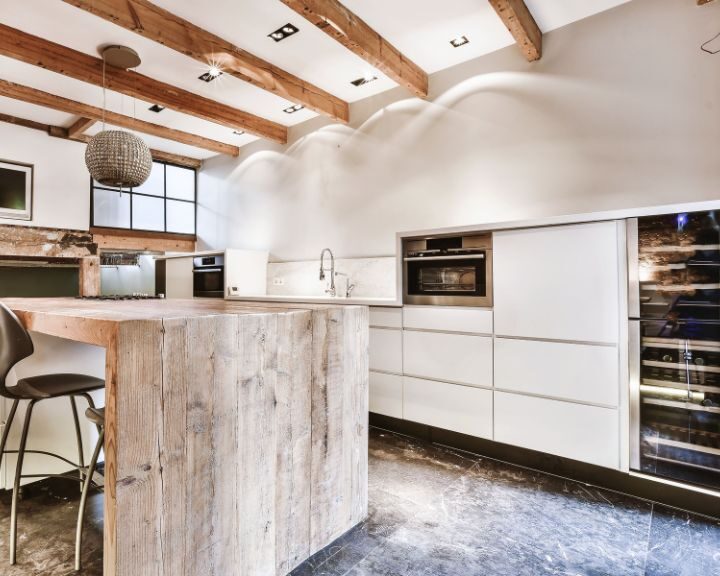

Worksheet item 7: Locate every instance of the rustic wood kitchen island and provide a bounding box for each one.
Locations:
[1,298,369,576]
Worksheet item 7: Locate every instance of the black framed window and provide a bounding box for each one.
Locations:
[90,161,196,235]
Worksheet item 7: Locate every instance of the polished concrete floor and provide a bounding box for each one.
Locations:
[0,427,718,575]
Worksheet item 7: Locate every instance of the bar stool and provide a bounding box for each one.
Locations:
[76,406,104,572]
[0,302,105,564]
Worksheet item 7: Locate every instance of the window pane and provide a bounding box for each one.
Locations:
[166,200,194,234]
[93,189,130,228]
[132,194,164,231]
[166,165,195,201]
[133,162,164,197]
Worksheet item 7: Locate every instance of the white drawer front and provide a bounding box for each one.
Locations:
[403,330,492,387]
[369,328,402,373]
[403,306,493,334]
[494,338,619,407]
[493,222,620,344]
[370,371,403,418]
[369,306,403,329]
[403,377,493,439]
[494,392,619,469]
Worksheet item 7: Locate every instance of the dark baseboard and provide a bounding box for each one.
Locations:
[369,413,720,521]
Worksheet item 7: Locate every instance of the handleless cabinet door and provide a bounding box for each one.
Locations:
[369,328,402,373]
[403,330,492,387]
[370,372,403,418]
[494,392,620,469]
[403,306,493,334]
[369,307,403,329]
[494,338,619,407]
[493,222,621,344]
[403,377,493,439]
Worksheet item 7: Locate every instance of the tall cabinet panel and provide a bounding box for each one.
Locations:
[493,221,621,344]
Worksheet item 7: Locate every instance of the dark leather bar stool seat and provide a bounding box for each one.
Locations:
[0,302,105,566]
[12,374,104,399]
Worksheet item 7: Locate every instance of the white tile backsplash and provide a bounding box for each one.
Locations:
[267,256,396,299]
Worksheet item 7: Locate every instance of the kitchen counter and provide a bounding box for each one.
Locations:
[227,294,401,307]
[2,297,369,576]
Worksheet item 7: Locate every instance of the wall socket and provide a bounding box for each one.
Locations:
[272,277,285,286]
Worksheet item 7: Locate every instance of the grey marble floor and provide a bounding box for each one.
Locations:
[0,427,718,576]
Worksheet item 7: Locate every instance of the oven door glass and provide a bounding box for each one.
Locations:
[193,269,224,297]
[407,257,486,297]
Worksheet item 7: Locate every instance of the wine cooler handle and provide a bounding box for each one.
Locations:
[627,218,640,319]
[628,319,641,471]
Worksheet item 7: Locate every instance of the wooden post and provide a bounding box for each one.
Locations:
[78,256,101,296]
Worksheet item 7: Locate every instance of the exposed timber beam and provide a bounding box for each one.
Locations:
[62,0,349,123]
[67,116,97,138]
[0,22,287,143]
[0,111,203,169]
[279,0,429,98]
[488,0,542,62]
[0,79,239,156]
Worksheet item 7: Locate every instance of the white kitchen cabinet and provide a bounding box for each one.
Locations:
[493,221,621,344]
[369,307,403,329]
[163,256,194,299]
[369,328,402,374]
[369,372,403,418]
[403,306,493,334]
[403,377,493,439]
[494,391,620,469]
[403,330,492,387]
[494,337,619,407]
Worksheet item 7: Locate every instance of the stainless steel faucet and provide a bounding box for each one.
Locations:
[319,248,336,296]
[334,271,356,298]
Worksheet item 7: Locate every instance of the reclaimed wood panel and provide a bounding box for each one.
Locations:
[3,298,368,576]
[0,224,96,257]
[78,256,100,297]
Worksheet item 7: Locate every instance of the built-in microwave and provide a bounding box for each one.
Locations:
[403,233,493,307]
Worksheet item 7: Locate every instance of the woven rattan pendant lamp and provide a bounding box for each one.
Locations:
[85,46,152,188]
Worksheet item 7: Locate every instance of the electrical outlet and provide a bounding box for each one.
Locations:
[273,277,285,286]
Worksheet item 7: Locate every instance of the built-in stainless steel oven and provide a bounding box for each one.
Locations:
[403,233,492,306]
[193,255,225,298]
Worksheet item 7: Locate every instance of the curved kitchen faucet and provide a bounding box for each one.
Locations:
[319,248,336,296]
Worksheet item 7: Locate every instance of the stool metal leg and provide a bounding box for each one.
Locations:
[0,398,19,472]
[75,427,103,572]
[70,396,85,489]
[10,399,36,565]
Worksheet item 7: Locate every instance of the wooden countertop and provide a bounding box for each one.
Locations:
[1,297,364,347]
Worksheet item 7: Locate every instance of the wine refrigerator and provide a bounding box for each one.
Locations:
[628,211,720,492]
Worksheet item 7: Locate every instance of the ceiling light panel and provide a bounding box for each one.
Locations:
[269,23,299,42]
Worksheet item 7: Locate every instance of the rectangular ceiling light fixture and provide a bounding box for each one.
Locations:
[450,36,470,48]
[269,23,299,42]
[148,104,165,113]
[283,104,305,114]
[233,130,245,136]
[351,75,378,87]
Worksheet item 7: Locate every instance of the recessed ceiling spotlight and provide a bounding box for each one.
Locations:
[450,35,470,48]
[351,75,378,87]
[269,23,299,42]
[233,130,245,136]
[199,66,223,82]
[283,104,305,114]
[148,104,165,113]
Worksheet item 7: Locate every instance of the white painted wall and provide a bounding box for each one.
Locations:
[197,0,720,261]
[0,122,89,230]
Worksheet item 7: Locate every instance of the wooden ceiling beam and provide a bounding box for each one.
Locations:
[0,22,287,143]
[67,116,96,138]
[0,111,203,169]
[279,0,429,98]
[0,79,239,156]
[488,0,542,62]
[62,0,350,123]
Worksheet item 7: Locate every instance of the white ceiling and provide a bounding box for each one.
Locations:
[0,0,630,160]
